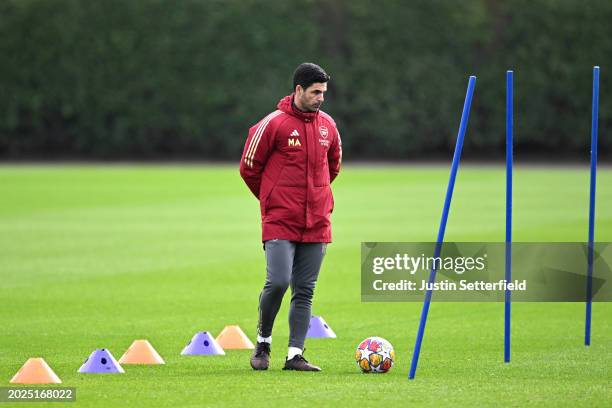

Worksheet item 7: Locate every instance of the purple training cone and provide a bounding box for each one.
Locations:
[306,315,337,338]
[78,349,124,373]
[181,331,225,355]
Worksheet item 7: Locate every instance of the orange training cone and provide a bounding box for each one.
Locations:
[10,358,62,384]
[118,340,165,365]
[216,325,255,350]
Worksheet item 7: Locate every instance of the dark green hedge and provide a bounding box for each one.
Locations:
[1,0,610,159]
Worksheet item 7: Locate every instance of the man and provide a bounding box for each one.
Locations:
[239,63,342,371]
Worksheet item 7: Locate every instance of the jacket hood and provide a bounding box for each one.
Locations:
[277,94,318,122]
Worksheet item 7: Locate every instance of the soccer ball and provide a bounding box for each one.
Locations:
[355,336,395,373]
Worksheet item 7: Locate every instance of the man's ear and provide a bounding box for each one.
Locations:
[295,84,303,95]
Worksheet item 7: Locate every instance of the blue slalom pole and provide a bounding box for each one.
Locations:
[408,75,476,380]
[505,71,513,363]
[585,66,599,346]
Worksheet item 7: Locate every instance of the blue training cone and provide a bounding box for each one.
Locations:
[78,349,124,373]
[306,315,337,338]
[181,331,225,355]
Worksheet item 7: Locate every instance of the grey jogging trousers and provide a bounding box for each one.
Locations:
[257,239,326,349]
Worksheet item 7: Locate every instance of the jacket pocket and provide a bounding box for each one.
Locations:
[264,185,307,226]
[260,166,285,215]
[311,185,333,216]
[314,149,331,187]
[259,182,275,218]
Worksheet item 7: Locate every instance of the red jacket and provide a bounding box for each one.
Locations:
[240,94,342,243]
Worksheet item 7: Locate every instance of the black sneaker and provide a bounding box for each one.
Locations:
[283,353,321,372]
[250,342,271,370]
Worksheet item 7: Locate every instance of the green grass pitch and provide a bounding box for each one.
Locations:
[1,164,611,407]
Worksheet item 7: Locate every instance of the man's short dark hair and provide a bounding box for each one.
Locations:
[293,63,330,91]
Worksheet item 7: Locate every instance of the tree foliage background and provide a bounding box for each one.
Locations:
[1,0,610,160]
